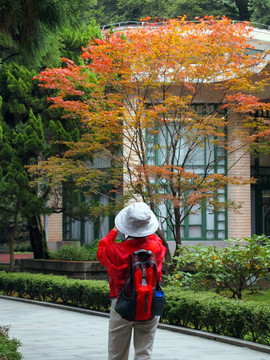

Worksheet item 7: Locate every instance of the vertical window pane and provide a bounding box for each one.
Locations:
[206,212,215,230]
[99,195,109,239]
[180,225,185,238]
[158,129,167,165]
[189,205,202,225]
[84,220,94,244]
[71,219,80,240]
[219,195,225,203]
[99,217,109,239]
[190,145,205,165]
[189,226,202,237]
[218,222,225,230]
[217,166,225,173]
[206,230,215,239]
[218,213,225,221]
[157,203,167,231]
[65,216,71,240]
[218,231,226,239]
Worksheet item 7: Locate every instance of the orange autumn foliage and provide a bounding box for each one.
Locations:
[30,17,270,252]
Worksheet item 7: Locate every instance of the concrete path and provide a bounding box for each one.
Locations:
[0,297,269,360]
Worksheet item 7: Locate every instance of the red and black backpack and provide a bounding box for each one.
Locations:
[115,249,165,321]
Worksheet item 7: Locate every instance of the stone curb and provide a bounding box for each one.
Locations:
[1,295,270,355]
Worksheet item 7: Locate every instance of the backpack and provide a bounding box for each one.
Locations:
[115,249,165,321]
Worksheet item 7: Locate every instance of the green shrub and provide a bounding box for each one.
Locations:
[14,241,32,253]
[50,242,98,261]
[167,235,270,299]
[0,326,22,360]
[163,287,270,344]
[0,271,111,311]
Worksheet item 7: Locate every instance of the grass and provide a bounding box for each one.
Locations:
[241,288,270,303]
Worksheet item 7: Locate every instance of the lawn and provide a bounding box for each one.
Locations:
[241,288,270,303]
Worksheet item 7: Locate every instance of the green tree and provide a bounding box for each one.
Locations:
[91,0,254,24]
[0,0,97,67]
[0,0,101,263]
[113,0,237,22]
[0,96,2,140]
[60,19,102,64]
[249,0,270,25]
[90,0,120,25]
[0,109,48,269]
[0,62,76,262]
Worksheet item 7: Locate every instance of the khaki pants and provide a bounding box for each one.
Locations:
[108,299,159,360]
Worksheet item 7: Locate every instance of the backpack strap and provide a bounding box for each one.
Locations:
[134,249,153,256]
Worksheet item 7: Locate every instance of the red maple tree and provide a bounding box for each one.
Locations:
[29,17,270,260]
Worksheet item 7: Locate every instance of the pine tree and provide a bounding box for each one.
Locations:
[0,17,102,263]
[0,108,49,269]
[0,0,96,67]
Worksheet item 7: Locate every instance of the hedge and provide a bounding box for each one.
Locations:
[0,272,269,345]
[0,271,110,311]
[163,287,270,344]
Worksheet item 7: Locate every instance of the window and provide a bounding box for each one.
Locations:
[63,187,115,245]
[146,104,228,241]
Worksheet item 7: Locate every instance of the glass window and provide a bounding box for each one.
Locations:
[189,225,202,238]
[146,105,228,241]
[63,187,115,244]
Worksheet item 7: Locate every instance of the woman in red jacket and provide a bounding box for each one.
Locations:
[97,202,167,360]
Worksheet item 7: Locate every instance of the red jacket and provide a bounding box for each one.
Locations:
[97,229,167,298]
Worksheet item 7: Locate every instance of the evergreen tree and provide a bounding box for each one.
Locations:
[0,0,96,67]
[91,0,254,24]
[250,0,270,25]
[0,63,57,262]
[0,96,2,140]
[0,110,48,269]
[0,17,102,262]
[60,19,102,64]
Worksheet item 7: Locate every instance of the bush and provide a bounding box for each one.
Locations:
[0,325,22,360]
[167,235,270,299]
[0,271,110,311]
[50,241,98,261]
[14,241,32,253]
[163,287,270,344]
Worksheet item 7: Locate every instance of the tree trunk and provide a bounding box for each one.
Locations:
[27,214,49,259]
[9,213,19,272]
[235,0,250,21]
[173,206,182,257]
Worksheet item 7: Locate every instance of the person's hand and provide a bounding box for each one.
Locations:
[113,226,118,232]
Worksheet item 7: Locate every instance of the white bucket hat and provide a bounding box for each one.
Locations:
[115,202,159,237]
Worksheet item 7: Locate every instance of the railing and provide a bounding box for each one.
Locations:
[101,20,270,32]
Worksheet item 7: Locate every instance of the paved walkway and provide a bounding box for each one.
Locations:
[1,297,269,360]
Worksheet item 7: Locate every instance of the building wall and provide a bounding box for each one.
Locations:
[44,188,63,249]
[47,213,63,244]
[227,113,251,239]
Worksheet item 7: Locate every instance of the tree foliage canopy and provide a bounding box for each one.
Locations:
[29,18,270,258]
